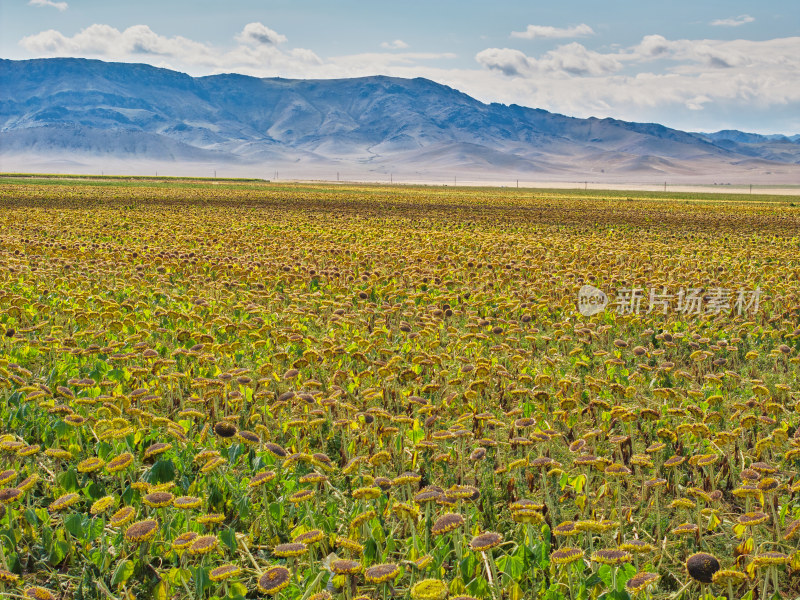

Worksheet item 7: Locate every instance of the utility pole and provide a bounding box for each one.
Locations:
[750,184,753,194]
[214,170,216,179]
[664,181,667,192]
[516,179,519,188]
[337,172,339,182]
[390,173,393,184]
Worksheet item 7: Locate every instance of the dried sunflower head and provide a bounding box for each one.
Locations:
[686,552,720,583]
[209,563,242,582]
[124,519,159,544]
[364,563,401,584]
[431,512,464,536]
[469,532,503,552]
[626,572,659,593]
[257,566,291,595]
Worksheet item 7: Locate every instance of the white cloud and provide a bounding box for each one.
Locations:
[381,40,409,50]
[19,23,320,74]
[474,48,531,76]
[28,0,68,11]
[511,24,594,40]
[235,22,287,46]
[477,43,621,77]
[710,15,755,27]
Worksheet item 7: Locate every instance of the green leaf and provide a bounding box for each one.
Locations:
[48,539,69,566]
[58,467,80,492]
[192,566,211,597]
[144,458,176,485]
[269,501,284,522]
[111,559,135,587]
[24,508,38,526]
[598,564,613,588]
[64,513,84,538]
[220,527,237,553]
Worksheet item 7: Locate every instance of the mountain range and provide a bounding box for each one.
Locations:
[2,58,799,183]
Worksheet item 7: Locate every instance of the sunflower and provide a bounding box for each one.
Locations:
[249,470,277,488]
[550,548,584,565]
[172,531,199,551]
[671,523,699,536]
[17,474,38,492]
[626,572,659,593]
[109,506,136,527]
[77,457,105,473]
[392,502,419,520]
[209,564,242,582]
[200,457,226,473]
[90,495,116,515]
[0,469,17,485]
[257,566,291,594]
[432,513,464,535]
[173,496,202,510]
[299,472,328,485]
[364,563,401,584]
[393,472,422,486]
[143,491,174,508]
[591,549,632,566]
[197,513,225,526]
[294,529,324,545]
[45,448,72,461]
[711,569,748,586]
[410,579,448,600]
[125,519,159,543]
[350,510,376,529]
[620,540,656,554]
[236,430,260,445]
[214,422,237,438]
[686,552,720,583]
[0,568,19,583]
[106,452,134,473]
[553,521,579,537]
[189,535,219,555]
[331,558,362,575]
[336,536,365,554]
[49,492,80,512]
[264,442,288,458]
[273,542,308,558]
[469,532,503,552]
[752,552,789,567]
[0,488,23,505]
[737,512,769,526]
[288,489,315,504]
[24,587,57,600]
[414,488,442,504]
[352,486,382,500]
[143,442,172,460]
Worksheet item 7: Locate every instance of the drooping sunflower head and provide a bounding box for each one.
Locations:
[257,566,291,595]
[469,532,503,552]
[410,578,448,600]
[124,519,159,544]
[364,563,401,584]
[686,552,720,583]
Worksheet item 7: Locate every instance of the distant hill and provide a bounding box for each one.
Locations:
[2,58,799,181]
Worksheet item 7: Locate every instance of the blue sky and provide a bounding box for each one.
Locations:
[3,0,799,133]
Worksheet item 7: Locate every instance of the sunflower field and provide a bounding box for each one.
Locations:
[0,177,799,600]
